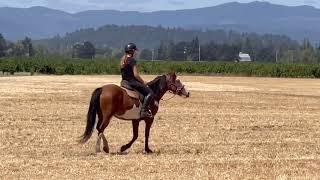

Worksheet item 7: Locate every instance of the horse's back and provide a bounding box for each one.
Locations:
[100,83,139,119]
[100,84,125,97]
[102,83,139,99]
[102,84,121,92]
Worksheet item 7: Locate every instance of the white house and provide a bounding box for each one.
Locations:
[238,52,252,62]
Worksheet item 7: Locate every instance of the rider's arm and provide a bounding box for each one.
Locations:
[133,65,146,84]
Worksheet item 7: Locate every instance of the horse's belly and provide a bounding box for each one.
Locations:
[115,104,141,120]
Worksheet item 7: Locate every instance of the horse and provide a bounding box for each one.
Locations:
[79,72,190,154]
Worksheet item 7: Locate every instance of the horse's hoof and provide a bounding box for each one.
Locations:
[120,145,128,152]
[145,148,153,154]
[103,146,109,153]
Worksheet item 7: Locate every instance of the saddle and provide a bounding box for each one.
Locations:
[120,80,144,101]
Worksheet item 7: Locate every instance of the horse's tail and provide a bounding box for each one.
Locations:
[79,87,102,144]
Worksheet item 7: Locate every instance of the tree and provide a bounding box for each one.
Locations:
[83,41,96,58]
[34,45,49,57]
[21,37,35,57]
[189,37,199,61]
[13,41,26,56]
[139,49,152,60]
[0,33,6,57]
[95,46,112,57]
[157,41,166,60]
[300,48,317,64]
[173,41,189,61]
[72,41,96,59]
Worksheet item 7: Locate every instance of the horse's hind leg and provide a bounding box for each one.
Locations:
[120,120,140,152]
[96,133,102,153]
[101,133,109,153]
[96,108,112,153]
[96,133,109,153]
[95,111,104,153]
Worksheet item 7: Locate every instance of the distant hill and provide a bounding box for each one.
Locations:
[1,2,320,42]
[34,24,300,58]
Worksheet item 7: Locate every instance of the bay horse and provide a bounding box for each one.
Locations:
[79,72,190,153]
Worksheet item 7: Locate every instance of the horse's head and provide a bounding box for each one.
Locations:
[166,72,190,98]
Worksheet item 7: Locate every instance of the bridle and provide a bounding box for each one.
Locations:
[168,83,184,95]
[161,78,184,101]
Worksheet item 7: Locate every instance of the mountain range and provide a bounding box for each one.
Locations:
[0,1,320,42]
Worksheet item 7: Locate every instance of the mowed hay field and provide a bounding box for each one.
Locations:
[0,75,320,179]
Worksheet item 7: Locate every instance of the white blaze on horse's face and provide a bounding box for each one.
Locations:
[174,79,190,98]
[180,86,190,98]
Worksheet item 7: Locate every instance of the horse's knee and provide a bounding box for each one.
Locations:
[133,135,138,141]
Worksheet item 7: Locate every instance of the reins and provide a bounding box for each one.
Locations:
[160,93,176,101]
[160,83,178,101]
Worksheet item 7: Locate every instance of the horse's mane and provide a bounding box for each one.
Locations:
[147,75,167,96]
[147,75,165,87]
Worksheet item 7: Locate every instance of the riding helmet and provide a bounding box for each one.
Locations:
[125,43,138,53]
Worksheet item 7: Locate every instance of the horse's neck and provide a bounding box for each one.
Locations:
[156,88,168,101]
[149,76,168,101]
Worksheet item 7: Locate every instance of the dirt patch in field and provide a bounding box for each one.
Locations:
[0,75,319,179]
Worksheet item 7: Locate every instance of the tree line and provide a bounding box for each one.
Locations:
[1,24,320,63]
[1,57,319,78]
[0,34,35,57]
[140,37,320,63]
[32,25,319,63]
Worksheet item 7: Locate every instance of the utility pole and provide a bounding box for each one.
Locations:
[152,49,154,61]
[198,42,201,62]
[276,50,278,63]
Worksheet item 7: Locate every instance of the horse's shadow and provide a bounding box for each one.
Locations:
[85,150,163,157]
[86,151,128,156]
[84,148,201,157]
[110,151,129,156]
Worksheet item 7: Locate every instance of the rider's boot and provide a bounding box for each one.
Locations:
[140,94,153,119]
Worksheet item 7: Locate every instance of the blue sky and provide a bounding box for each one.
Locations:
[0,0,319,12]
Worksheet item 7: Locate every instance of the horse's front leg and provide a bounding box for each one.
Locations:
[144,118,154,153]
[120,120,139,152]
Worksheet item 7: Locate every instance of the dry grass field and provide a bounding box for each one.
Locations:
[0,75,320,179]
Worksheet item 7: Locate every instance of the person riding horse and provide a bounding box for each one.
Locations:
[79,43,190,154]
[120,43,154,119]
[79,62,190,153]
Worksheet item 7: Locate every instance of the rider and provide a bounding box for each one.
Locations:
[120,43,154,118]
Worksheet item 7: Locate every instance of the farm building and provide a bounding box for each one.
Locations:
[237,52,252,62]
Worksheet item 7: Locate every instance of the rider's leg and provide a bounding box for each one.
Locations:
[128,80,154,118]
[140,90,154,118]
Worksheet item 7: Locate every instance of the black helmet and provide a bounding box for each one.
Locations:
[125,43,138,53]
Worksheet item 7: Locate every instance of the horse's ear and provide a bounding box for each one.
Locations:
[167,72,177,82]
[171,72,177,81]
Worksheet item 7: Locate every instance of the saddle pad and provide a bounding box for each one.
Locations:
[121,87,139,99]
